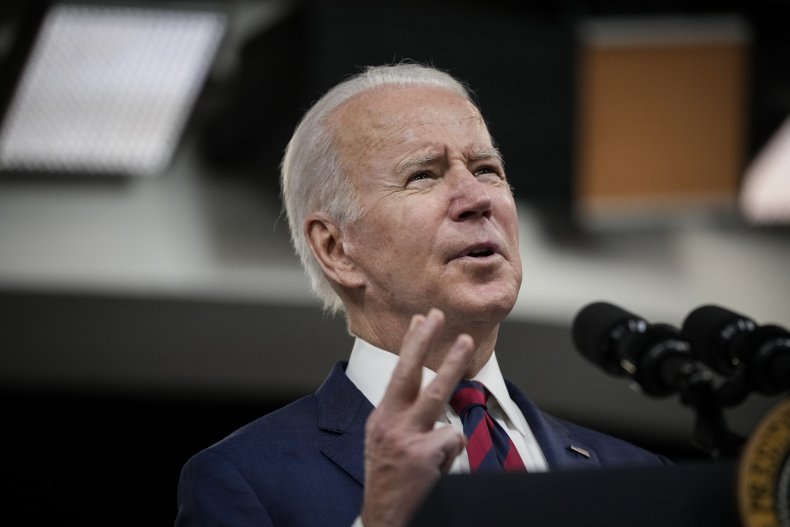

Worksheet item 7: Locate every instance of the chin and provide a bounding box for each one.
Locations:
[448,287,519,323]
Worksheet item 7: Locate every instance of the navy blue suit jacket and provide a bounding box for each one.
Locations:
[176,362,669,526]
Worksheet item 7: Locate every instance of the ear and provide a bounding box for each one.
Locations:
[304,213,365,290]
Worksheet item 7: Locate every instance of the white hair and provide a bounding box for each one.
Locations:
[280,63,473,314]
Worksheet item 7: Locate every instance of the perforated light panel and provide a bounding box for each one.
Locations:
[0,4,226,176]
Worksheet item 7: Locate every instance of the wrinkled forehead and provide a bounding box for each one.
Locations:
[329,85,490,162]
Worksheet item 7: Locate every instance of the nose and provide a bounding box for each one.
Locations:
[448,169,493,221]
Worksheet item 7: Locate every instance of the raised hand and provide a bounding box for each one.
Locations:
[360,308,475,527]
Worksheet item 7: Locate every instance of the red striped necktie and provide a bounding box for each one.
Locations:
[450,380,526,472]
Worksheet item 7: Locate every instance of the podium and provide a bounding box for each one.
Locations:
[409,462,740,527]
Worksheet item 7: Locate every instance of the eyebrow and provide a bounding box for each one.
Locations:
[395,152,442,176]
[470,148,505,165]
[395,148,504,175]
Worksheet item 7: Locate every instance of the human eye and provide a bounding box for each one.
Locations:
[473,164,504,181]
[406,170,435,185]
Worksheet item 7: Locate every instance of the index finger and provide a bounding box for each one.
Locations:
[379,309,445,413]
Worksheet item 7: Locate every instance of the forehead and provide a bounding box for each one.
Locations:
[330,85,492,165]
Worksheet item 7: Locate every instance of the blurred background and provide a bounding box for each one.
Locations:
[0,0,788,524]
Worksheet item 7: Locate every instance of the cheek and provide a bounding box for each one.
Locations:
[346,213,402,263]
[495,196,520,235]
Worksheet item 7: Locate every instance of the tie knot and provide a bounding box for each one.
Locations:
[451,380,489,416]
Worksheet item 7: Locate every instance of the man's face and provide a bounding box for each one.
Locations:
[333,86,522,325]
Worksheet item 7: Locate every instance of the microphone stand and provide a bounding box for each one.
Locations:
[671,362,746,459]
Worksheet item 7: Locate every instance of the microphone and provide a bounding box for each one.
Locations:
[682,305,790,395]
[572,301,712,397]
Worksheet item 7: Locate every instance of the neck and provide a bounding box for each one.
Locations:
[347,307,500,378]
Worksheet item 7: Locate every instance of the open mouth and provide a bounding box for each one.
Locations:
[467,248,495,258]
[455,243,499,260]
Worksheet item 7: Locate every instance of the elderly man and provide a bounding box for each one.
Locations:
[176,63,667,527]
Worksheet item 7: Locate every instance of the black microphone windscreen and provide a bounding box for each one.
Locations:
[681,304,752,370]
[572,301,641,368]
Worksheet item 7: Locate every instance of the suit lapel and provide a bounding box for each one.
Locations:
[505,379,603,470]
[312,364,603,483]
[315,362,373,485]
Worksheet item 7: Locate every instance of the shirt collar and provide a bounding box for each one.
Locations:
[346,337,528,437]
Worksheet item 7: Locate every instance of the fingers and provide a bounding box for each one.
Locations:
[431,425,467,474]
[360,309,475,526]
[411,333,475,428]
[379,309,445,413]
[380,308,476,429]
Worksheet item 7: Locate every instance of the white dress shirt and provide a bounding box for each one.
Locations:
[345,337,548,473]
